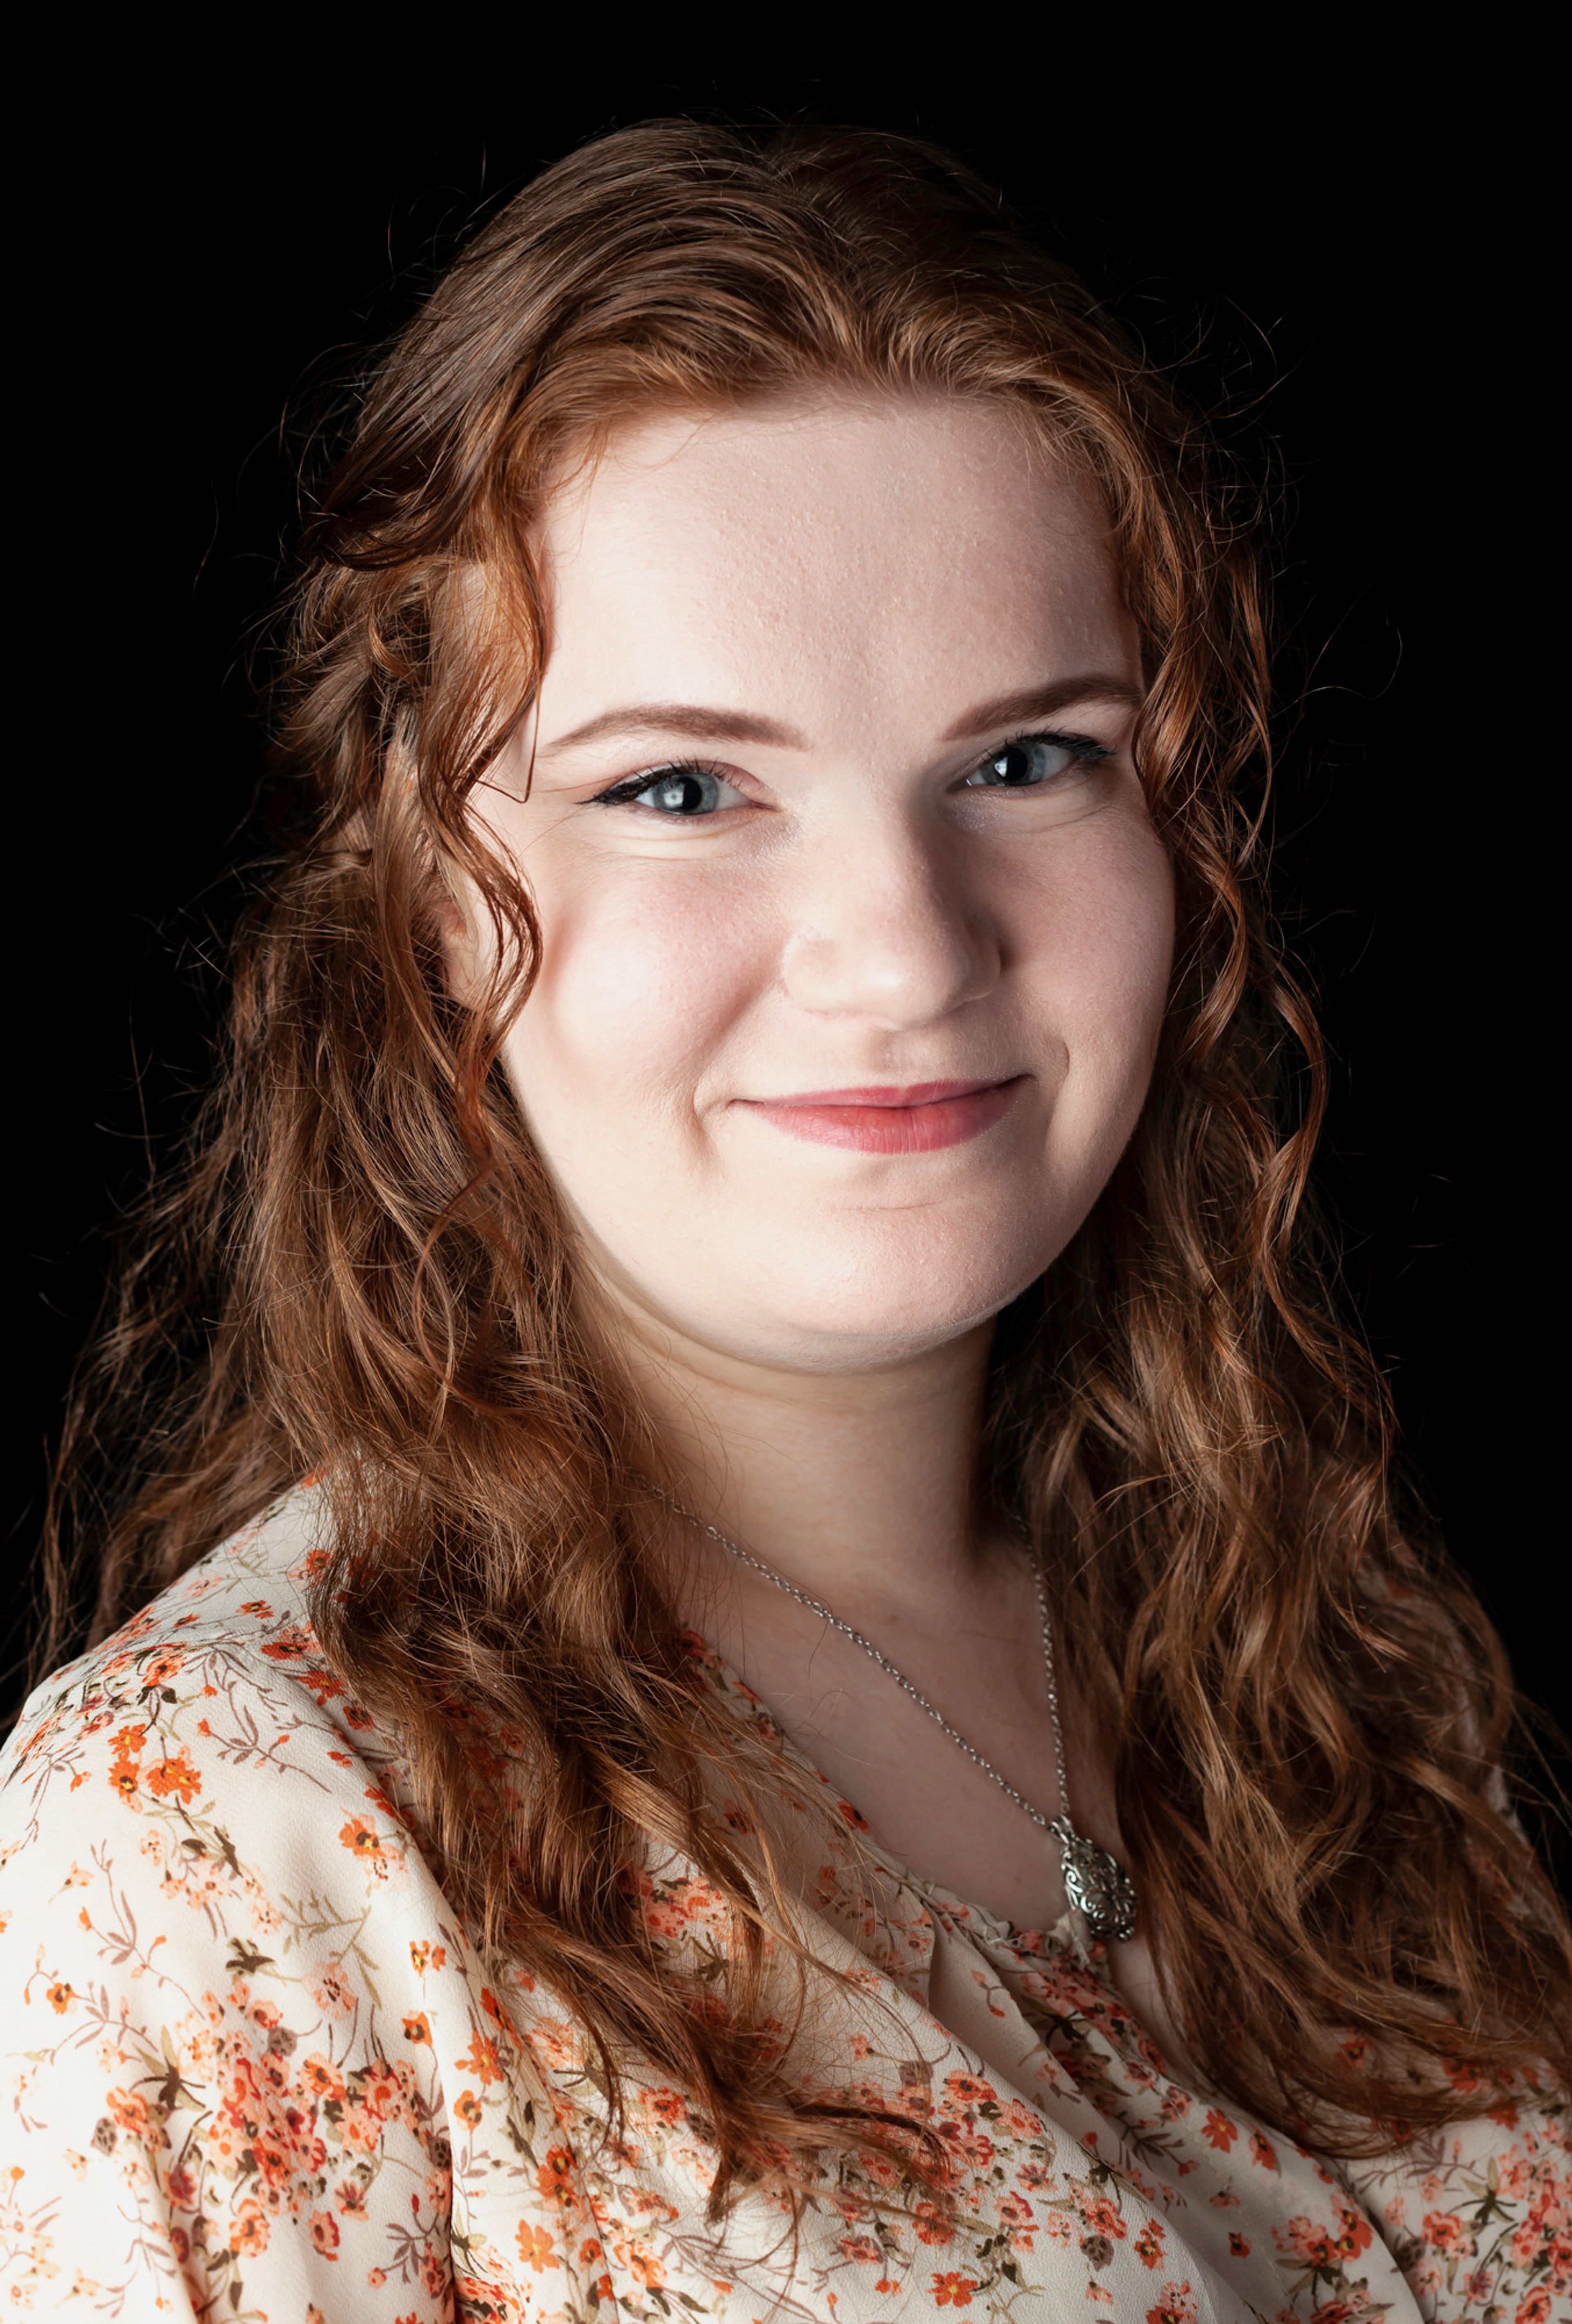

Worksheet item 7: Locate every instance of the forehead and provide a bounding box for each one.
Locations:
[535,395,1133,714]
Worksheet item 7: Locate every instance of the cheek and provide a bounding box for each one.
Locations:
[504,867,761,1126]
[1028,820,1174,1119]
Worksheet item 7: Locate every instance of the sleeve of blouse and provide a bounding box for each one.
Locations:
[0,1625,456,2321]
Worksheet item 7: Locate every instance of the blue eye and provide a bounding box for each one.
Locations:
[640,770,720,814]
[962,735,1104,789]
[601,766,747,815]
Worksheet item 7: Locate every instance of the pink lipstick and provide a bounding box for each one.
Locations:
[741,1077,1024,1154]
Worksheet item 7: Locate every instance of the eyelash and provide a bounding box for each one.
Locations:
[980,728,1113,776]
[589,756,739,809]
[587,729,1113,810]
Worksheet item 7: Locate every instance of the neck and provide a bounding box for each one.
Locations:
[590,1286,1007,1627]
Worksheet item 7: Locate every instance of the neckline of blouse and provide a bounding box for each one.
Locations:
[676,1623,1086,1966]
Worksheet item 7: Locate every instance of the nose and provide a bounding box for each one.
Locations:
[779,806,999,1029]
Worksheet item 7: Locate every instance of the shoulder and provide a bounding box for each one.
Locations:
[4,1486,380,1840]
[0,1485,433,1921]
[0,1489,465,2313]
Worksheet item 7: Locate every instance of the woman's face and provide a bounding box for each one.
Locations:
[472,393,1173,1374]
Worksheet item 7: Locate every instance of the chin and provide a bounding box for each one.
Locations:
[673,1234,1057,1373]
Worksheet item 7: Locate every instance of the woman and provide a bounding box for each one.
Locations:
[1,122,1566,2322]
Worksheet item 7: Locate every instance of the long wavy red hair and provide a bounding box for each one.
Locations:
[33,120,1570,2222]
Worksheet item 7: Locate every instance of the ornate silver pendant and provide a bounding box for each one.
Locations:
[1050,1815,1137,1946]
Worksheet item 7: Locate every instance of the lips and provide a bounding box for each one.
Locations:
[740,1076,1025,1154]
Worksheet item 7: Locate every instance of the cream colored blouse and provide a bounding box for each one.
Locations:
[0,1490,1565,2321]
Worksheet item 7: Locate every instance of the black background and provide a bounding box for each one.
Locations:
[7,51,1557,1745]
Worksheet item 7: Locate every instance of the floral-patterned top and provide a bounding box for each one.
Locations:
[0,1493,1565,2323]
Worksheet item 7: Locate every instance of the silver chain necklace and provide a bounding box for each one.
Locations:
[660,1495,1136,1946]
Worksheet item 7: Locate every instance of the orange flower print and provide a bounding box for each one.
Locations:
[1332,2204,1373,2261]
[338,2103,385,2157]
[1514,2290,1553,2324]
[108,1757,141,1802]
[946,2123,996,2171]
[1421,2210,1469,2257]
[106,2088,153,2138]
[516,2221,557,2273]
[352,2058,403,2121]
[536,2147,576,2201]
[111,1722,148,1757]
[453,2091,483,2128]
[260,1623,312,1661]
[944,2071,996,2107]
[252,2126,303,2192]
[1134,2221,1165,2268]
[1145,2283,1199,2324]
[1227,2231,1251,2258]
[401,2013,431,2046]
[141,1649,185,1686]
[300,2055,346,2105]
[339,1816,388,1872]
[1443,2054,1487,2099]
[1509,2218,1543,2273]
[931,2272,978,2307]
[1275,2215,1336,2268]
[1248,2129,1278,2173]
[456,2034,502,2086]
[230,2201,271,2257]
[913,2200,955,2246]
[1078,2195,1126,2242]
[307,2211,340,2258]
[45,1982,74,2014]
[145,1750,201,1804]
[1202,2107,1238,2152]
[297,1666,346,1707]
[997,2191,1034,2246]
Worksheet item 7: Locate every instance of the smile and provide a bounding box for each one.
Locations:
[740,1077,1026,1154]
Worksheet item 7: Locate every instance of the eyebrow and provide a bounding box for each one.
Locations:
[939,676,1144,740]
[537,702,810,755]
[536,674,1143,760]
